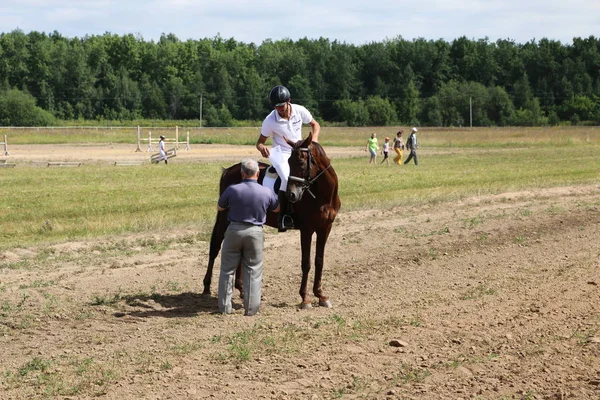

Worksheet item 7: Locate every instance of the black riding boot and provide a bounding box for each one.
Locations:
[277,190,294,232]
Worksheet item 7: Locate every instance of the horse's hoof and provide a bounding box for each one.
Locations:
[201,291,212,298]
[299,302,313,310]
[319,299,333,308]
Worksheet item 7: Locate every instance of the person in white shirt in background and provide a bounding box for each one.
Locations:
[158,135,168,164]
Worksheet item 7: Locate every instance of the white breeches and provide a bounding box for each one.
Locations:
[270,150,291,192]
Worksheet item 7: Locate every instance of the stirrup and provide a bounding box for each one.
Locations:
[278,215,294,232]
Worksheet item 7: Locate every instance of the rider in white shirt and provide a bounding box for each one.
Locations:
[255,85,321,231]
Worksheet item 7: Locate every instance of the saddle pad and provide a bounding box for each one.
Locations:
[262,166,280,194]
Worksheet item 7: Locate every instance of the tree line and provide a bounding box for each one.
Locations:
[0,29,599,127]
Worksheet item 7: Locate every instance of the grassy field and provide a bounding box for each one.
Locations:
[1,126,599,251]
[2,125,599,147]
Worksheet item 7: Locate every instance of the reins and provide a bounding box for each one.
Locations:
[287,146,332,199]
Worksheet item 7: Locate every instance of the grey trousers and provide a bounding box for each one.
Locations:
[218,222,264,316]
[404,149,418,165]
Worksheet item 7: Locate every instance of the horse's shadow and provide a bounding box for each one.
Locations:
[115,292,221,319]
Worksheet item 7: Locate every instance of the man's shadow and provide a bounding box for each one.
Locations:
[114,292,220,319]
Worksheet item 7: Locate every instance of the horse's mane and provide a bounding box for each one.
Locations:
[290,137,329,161]
[307,141,331,165]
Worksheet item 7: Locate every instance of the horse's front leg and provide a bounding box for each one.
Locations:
[299,229,313,309]
[313,224,333,308]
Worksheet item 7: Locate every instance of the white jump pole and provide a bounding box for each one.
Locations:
[135,126,142,152]
[147,131,153,152]
[2,135,8,156]
[186,131,191,151]
[175,125,179,150]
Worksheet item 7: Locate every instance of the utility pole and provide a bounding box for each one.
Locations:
[469,96,473,128]
[199,93,203,128]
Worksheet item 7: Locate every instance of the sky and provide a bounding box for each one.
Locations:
[1,0,598,45]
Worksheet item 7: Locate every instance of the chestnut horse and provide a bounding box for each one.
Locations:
[202,132,341,308]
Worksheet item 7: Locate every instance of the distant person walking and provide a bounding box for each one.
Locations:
[217,158,280,316]
[158,135,168,164]
[380,137,391,165]
[403,127,419,165]
[365,133,379,164]
[392,130,404,165]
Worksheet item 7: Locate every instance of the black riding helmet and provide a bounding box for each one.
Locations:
[269,85,291,107]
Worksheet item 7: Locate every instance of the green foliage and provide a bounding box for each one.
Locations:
[0,89,57,126]
[399,79,421,125]
[511,98,548,126]
[0,30,599,126]
[559,94,600,123]
[333,99,369,126]
[365,96,398,126]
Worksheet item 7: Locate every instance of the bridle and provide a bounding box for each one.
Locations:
[287,145,332,199]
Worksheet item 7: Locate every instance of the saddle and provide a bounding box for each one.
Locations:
[261,165,281,194]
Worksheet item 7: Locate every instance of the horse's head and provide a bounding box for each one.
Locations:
[284,132,328,203]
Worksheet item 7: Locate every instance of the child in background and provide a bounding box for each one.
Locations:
[381,137,391,165]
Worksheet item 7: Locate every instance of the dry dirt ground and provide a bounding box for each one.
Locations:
[1,145,599,400]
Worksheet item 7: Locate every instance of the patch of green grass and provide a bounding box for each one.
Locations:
[210,318,380,364]
[464,215,485,228]
[169,341,203,355]
[331,314,346,329]
[460,284,497,300]
[165,281,183,292]
[429,247,439,260]
[90,293,122,306]
[0,259,32,270]
[519,208,532,217]
[382,314,423,328]
[227,329,256,362]
[18,357,52,377]
[422,226,450,237]
[546,205,563,215]
[341,231,363,244]
[408,315,423,327]
[514,235,527,245]
[331,375,369,398]
[19,280,57,289]
[394,363,431,384]
[160,361,173,371]
[571,328,598,345]
[331,386,346,398]
[521,390,537,400]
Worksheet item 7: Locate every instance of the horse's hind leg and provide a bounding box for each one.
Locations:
[203,213,227,296]
[234,264,244,298]
[314,225,333,308]
[203,257,215,296]
[299,229,313,309]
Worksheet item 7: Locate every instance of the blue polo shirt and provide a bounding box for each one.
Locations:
[218,179,279,226]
